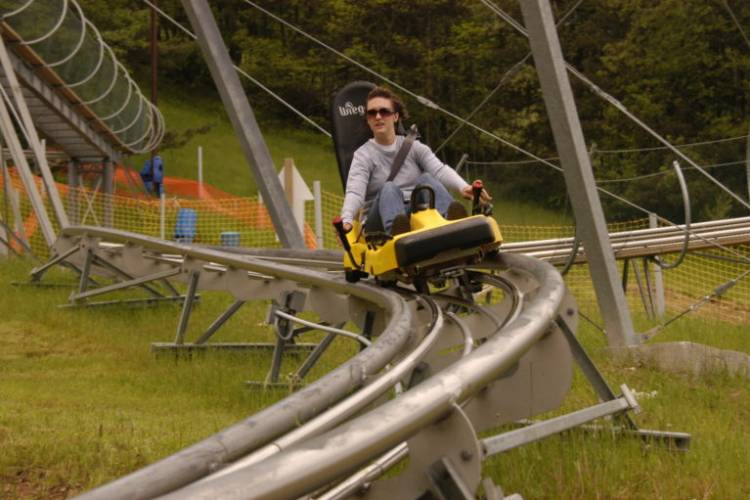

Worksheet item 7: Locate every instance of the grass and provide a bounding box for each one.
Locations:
[486,320,750,499]
[128,84,342,197]
[125,84,573,228]
[5,84,749,497]
[1,257,749,498]
[0,259,357,497]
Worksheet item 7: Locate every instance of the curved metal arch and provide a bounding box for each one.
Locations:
[109,91,145,135]
[81,47,120,105]
[559,235,581,276]
[652,160,691,270]
[45,0,87,68]
[134,109,164,153]
[1,0,35,19]
[149,106,167,150]
[99,72,134,121]
[127,100,165,153]
[123,103,157,151]
[20,0,69,46]
[66,20,105,88]
[150,103,166,149]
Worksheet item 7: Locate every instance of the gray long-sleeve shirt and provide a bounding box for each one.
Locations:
[340,136,469,225]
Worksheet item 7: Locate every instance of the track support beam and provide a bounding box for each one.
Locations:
[520,0,637,347]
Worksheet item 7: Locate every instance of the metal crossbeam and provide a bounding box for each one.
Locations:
[483,392,635,456]
[70,267,181,302]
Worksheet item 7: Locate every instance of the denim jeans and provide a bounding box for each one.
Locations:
[365,172,454,234]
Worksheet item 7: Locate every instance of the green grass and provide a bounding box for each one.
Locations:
[0,259,357,497]
[485,317,750,499]
[128,84,342,197]
[125,85,573,228]
[1,257,749,498]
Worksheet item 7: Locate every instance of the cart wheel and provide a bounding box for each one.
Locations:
[345,269,361,283]
[414,277,430,294]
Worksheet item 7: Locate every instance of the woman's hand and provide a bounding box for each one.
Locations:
[461,184,492,203]
[342,222,353,233]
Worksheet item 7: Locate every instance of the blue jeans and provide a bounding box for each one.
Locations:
[365,173,454,234]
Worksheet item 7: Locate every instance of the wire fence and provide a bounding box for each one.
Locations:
[1,169,749,328]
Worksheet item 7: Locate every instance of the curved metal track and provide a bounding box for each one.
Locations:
[43,223,582,500]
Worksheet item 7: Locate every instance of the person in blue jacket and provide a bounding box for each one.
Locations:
[140,155,164,196]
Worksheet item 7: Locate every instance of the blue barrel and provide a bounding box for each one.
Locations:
[175,208,197,243]
[220,231,241,247]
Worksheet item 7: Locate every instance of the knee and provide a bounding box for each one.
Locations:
[416,172,437,185]
[381,181,402,196]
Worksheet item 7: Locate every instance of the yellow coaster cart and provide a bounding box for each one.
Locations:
[334,181,502,292]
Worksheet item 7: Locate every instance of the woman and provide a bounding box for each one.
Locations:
[340,86,491,236]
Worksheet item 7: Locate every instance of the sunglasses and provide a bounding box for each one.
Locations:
[366,107,395,118]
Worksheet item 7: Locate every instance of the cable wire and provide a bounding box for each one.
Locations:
[141,0,331,138]
[480,0,750,213]
[242,0,750,266]
[434,0,586,154]
[719,0,750,52]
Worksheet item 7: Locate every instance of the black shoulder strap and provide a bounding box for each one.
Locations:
[386,124,419,183]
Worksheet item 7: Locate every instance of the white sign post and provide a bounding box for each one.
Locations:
[279,158,313,239]
[259,158,314,244]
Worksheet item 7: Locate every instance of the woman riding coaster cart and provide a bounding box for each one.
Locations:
[339,86,492,237]
[333,85,502,286]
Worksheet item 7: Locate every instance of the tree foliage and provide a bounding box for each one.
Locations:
[79,0,750,220]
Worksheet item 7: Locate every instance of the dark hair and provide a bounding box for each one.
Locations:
[367,86,409,121]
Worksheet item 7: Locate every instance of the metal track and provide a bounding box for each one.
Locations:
[504,216,750,265]
[54,223,583,500]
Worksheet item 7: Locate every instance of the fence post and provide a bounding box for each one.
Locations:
[649,213,666,317]
[160,192,166,240]
[67,160,80,225]
[103,160,114,227]
[198,145,203,188]
[313,180,323,249]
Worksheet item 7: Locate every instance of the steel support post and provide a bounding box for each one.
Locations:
[180,0,305,249]
[0,34,69,230]
[267,310,292,385]
[103,161,114,227]
[67,160,80,225]
[194,299,246,344]
[0,69,56,247]
[648,213,666,317]
[426,457,475,500]
[174,271,200,345]
[292,330,337,384]
[520,0,637,347]
[77,248,94,297]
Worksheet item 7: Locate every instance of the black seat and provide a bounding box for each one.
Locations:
[330,81,407,189]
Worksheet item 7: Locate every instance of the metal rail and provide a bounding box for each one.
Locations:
[200,295,447,481]
[159,252,566,499]
[64,225,414,500]
[503,216,750,265]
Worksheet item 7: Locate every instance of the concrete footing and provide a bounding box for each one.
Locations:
[629,341,750,379]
